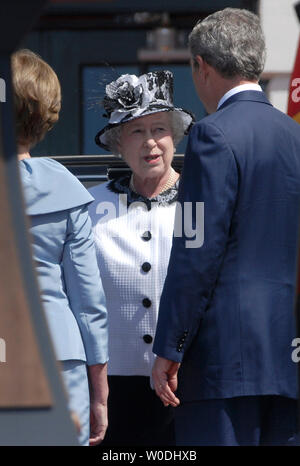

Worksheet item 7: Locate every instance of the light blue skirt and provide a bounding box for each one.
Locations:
[61,360,90,446]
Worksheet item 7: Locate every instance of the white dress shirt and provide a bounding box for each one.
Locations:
[217,83,263,110]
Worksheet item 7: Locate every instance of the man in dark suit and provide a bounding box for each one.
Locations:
[152,8,300,446]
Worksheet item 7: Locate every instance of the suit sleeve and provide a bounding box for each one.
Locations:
[62,204,109,365]
[153,121,238,362]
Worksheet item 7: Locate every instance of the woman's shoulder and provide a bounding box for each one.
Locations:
[19,157,93,216]
[88,180,119,220]
[88,179,111,196]
[20,156,67,172]
[88,177,127,202]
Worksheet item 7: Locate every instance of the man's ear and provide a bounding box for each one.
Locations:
[194,55,211,82]
[194,55,204,72]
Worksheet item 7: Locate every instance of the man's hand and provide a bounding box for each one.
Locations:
[89,400,108,446]
[152,356,181,407]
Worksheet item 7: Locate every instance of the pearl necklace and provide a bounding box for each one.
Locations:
[130,168,178,195]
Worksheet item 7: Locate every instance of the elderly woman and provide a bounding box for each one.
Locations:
[12,49,108,446]
[88,70,194,445]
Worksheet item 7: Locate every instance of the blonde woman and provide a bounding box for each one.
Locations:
[12,49,108,446]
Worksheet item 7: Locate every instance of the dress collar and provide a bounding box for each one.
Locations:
[107,174,179,210]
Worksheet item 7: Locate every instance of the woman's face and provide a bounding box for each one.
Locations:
[118,112,174,181]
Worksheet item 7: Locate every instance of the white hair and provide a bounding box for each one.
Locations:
[189,8,266,80]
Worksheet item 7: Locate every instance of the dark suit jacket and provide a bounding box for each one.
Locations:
[153,91,300,401]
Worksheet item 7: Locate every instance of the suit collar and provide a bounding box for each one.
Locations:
[217,90,272,111]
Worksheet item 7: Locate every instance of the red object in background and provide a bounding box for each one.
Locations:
[287,37,300,294]
[288,38,300,124]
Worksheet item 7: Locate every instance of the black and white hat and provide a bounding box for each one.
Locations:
[95,70,195,151]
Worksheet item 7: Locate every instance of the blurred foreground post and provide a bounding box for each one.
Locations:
[0,0,78,445]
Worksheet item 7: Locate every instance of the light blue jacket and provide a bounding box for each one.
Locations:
[19,157,108,365]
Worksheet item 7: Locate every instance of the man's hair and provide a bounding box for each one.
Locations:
[188,8,266,81]
[105,110,185,156]
[11,49,61,148]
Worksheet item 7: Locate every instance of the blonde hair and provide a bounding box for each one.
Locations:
[11,49,61,148]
